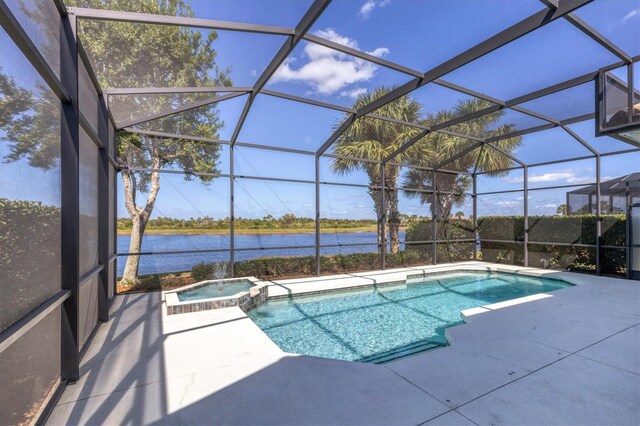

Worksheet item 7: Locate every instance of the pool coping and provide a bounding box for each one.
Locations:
[263,262,582,303]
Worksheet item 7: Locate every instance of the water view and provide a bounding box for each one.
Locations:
[117,231,407,276]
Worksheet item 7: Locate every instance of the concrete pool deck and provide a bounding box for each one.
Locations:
[48,262,640,425]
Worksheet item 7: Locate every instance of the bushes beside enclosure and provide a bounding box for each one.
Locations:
[0,199,61,327]
[402,214,626,274]
[404,219,475,262]
[193,249,430,282]
[477,214,626,246]
[119,249,432,293]
[0,199,61,279]
[414,214,627,275]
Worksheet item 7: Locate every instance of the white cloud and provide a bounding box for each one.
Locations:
[566,176,594,184]
[359,0,376,18]
[368,47,390,57]
[528,172,574,183]
[359,0,390,20]
[622,8,638,22]
[505,171,594,184]
[340,87,368,98]
[271,28,389,96]
[498,200,520,207]
[504,176,523,183]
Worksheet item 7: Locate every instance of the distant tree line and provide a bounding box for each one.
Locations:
[116,213,431,230]
[117,212,467,231]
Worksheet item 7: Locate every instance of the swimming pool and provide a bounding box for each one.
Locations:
[248,271,570,364]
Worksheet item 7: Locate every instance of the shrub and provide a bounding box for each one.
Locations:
[117,272,193,293]
[190,249,433,282]
[405,218,475,263]
[234,256,315,278]
[478,214,626,274]
[476,214,625,245]
[404,214,627,275]
[190,261,232,282]
[0,198,61,327]
[386,249,431,268]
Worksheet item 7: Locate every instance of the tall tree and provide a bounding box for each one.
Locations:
[2,0,71,170]
[76,0,232,283]
[403,99,521,219]
[1,79,60,170]
[4,0,233,284]
[556,204,567,216]
[395,99,521,262]
[332,87,430,253]
[0,70,34,130]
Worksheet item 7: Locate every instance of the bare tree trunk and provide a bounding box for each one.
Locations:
[386,167,400,254]
[120,151,162,283]
[389,223,400,253]
[369,182,385,254]
[122,215,144,282]
[437,192,458,262]
[387,195,400,253]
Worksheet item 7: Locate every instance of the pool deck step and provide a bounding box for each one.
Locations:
[357,340,446,364]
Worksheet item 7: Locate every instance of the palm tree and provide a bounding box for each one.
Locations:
[403,98,522,219]
[331,87,429,253]
[403,98,522,261]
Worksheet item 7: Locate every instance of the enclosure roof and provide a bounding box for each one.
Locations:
[568,172,640,195]
[64,0,640,171]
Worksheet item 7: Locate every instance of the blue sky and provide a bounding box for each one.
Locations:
[2,0,640,221]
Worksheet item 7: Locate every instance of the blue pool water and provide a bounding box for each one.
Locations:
[248,271,570,364]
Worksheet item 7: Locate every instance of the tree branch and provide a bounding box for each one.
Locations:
[121,169,140,218]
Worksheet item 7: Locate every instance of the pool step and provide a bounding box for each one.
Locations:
[357,340,446,364]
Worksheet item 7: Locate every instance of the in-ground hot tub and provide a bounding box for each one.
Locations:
[179,280,254,300]
[165,277,268,315]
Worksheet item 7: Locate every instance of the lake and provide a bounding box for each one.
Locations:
[117,231,407,276]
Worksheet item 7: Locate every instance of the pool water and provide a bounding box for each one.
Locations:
[178,280,253,301]
[248,271,569,364]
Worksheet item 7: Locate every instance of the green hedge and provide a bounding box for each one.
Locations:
[192,250,431,281]
[0,198,61,328]
[404,219,475,263]
[405,218,475,240]
[403,214,626,275]
[477,214,626,246]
